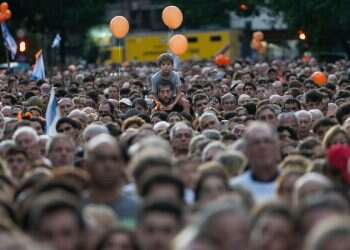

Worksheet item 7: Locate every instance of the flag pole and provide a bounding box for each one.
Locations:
[5,46,10,72]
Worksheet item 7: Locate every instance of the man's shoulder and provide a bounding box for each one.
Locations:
[230,171,252,186]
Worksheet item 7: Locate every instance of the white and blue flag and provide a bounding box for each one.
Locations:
[51,34,61,48]
[32,49,46,80]
[1,23,17,59]
[45,87,60,136]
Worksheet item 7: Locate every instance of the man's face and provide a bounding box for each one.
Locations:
[7,153,30,179]
[203,86,213,97]
[256,87,267,100]
[306,101,322,111]
[241,73,252,83]
[2,97,11,106]
[194,98,209,115]
[257,109,278,128]
[314,125,332,141]
[283,103,299,113]
[160,61,173,75]
[171,127,192,153]
[59,99,74,117]
[279,115,298,132]
[16,132,36,151]
[158,86,173,105]
[57,122,78,139]
[245,86,256,97]
[86,143,123,189]
[222,96,236,112]
[234,84,244,96]
[298,114,312,136]
[245,127,280,172]
[138,212,179,250]
[98,104,112,116]
[108,87,119,99]
[48,139,75,167]
[30,121,44,136]
[201,116,220,131]
[38,210,82,250]
[130,84,143,94]
[135,104,148,115]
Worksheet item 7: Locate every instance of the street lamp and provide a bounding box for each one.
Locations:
[298,30,306,41]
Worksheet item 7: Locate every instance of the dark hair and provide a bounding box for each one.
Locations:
[96,227,139,250]
[6,145,28,159]
[283,98,301,110]
[325,82,337,91]
[277,126,298,141]
[151,111,168,121]
[159,79,173,89]
[106,123,122,137]
[138,200,183,225]
[336,90,350,101]
[30,117,45,130]
[336,102,350,124]
[139,173,185,202]
[134,98,148,110]
[192,93,209,106]
[305,90,324,103]
[194,168,229,202]
[2,94,17,105]
[312,118,337,133]
[56,117,81,131]
[83,75,95,82]
[131,80,144,89]
[252,202,295,229]
[243,82,256,91]
[99,100,115,115]
[158,53,174,66]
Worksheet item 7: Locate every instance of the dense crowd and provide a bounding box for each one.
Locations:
[0,53,349,250]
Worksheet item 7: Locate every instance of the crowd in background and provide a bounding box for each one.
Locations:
[0,54,349,250]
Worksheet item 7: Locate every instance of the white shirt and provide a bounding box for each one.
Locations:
[230,170,277,203]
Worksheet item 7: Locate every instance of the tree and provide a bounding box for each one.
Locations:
[170,0,236,28]
[248,0,350,53]
[7,0,112,64]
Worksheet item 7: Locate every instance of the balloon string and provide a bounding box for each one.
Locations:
[118,39,121,80]
[168,29,174,53]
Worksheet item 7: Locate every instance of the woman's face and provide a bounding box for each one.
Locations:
[199,176,227,205]
[250,214,294,250]
[330,132,348,146]
[104,233,133,250]
[278,172,302,205]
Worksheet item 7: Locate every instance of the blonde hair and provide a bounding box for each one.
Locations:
[322,125,350,149]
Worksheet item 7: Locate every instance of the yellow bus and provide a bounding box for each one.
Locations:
[98,30,240,64]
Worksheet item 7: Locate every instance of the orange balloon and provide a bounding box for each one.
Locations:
[253,31,264,41]
[162,6,183,29]
[214,54,230,66]
[109,16,129,39]
[0,2,8,12]
[311,71,327,86]
[4,9,11,20]
[169,34,188,55]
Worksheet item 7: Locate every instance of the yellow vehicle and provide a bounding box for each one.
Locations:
[98,30,240,64]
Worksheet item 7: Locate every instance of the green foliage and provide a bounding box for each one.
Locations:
[248,0,350,51]
[10,0,109,33]
[171,0,236,28]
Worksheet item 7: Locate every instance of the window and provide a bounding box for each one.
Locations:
[210,36,222,42]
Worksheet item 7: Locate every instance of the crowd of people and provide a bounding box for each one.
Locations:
[0,53,349,250]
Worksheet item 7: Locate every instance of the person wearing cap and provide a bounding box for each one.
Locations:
[119,98,133,114]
